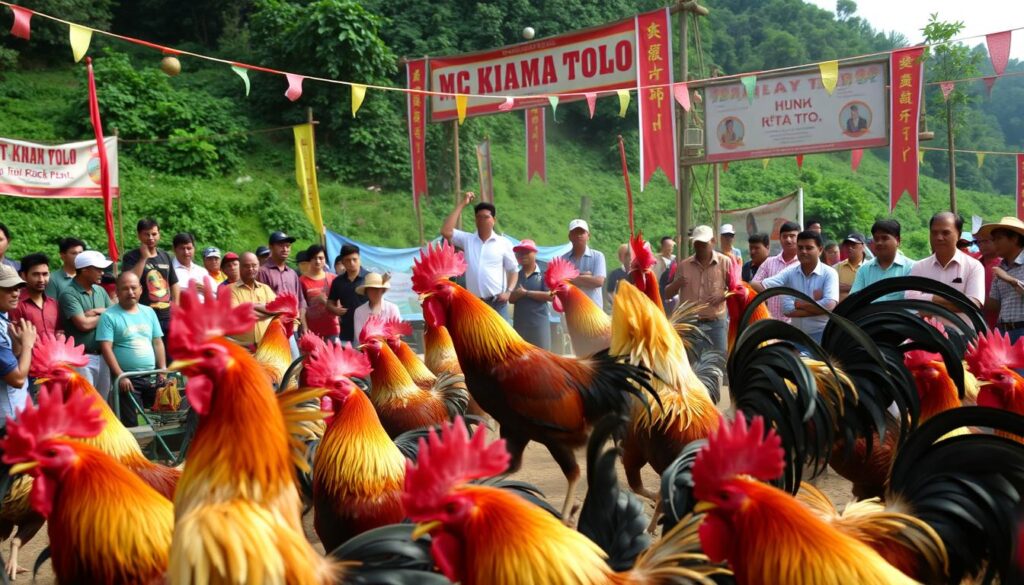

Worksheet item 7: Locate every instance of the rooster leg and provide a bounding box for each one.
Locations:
[7,535,21,580]
[543,441,582,525]
[646,498,663,535]
[623,442,657,503]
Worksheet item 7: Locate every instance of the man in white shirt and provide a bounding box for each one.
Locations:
[171,232,211,300]
[906,211,984,329]
[441,192,518,319]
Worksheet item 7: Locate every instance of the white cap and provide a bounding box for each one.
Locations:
[690,225,714,243]
[568,219,590,233]
[720,223,736,235]
[74,250,113,270]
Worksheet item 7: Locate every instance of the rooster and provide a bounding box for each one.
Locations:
[0,473,42,580]
[403,417,727,585]
[723,256,769,354]
[383,319,470,400]
[29,332,180,499]
[254,293,300,388]
[0,386,173,584]
[424,323,460,377]
[359,315,468,437]
[546,256,611,357]
[411,241,655,519]
[167,288,338,585]
[965,329,1024,440]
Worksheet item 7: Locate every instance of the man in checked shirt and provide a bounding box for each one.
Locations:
[751,221,801,322]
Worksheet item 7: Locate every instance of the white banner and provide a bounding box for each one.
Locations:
[719,191,803,255]
[704,61,888,163]
[0,136,119,198]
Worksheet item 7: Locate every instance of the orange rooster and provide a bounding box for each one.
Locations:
[254,293,300,388]
[1,386,173,584]
[423,323,460,377]
[29,332,179,499]
[403,417,724,585]
[966,329,1024,439]
[723,252,770,353]
[411,241,654,519]
[546,256,611,357]
[359,315,467,437]
[167,288,337,585]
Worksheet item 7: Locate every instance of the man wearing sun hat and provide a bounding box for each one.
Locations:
[510,239,552,350]
[352,272,401,343]
[0,264,35,419]
[58,250,115,397]
[979,217,1024,343]
[561,219,607,309]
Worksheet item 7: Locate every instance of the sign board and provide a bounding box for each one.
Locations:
[704,61,888,163]
[0,136,119,198]
[719,190,803,256]
[430,18,637,121]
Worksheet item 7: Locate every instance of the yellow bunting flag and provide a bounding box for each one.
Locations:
[819,60,839,95]
[456,94,468,124]
[762,158,770,170]
[293,124,325,240]
[617,89,630,117]
[918,150,925,164]
[977,152,986,168]
[351,84,367,117]
[69,24,92,63]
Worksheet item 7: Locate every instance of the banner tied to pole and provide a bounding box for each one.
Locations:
[1017,154,1024,221]
[889,47,924,211]
[635,7,677,190]
[0,136,119,199]
[476,138,494,204]
[406,60,429,210]
[86,58,119,262]
[293,124,325,239]
[525,108,546,183]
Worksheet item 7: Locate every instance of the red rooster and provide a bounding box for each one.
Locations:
[254,293,300,388]
[359,315,467,437]
[966,329,1024,439]
[723,254,770,353]
[383,320,468,397]
[167,288,337,584]
[411,241,654,519]
[1,386,173,584]
[29,332,179,499]
[546,256,611,357]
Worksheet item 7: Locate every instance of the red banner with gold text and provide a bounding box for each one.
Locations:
[525,107,546,183]
[1017,154,1024,220]
[635,8,677,190]
[406,59,429,210]
[889,47,924,211]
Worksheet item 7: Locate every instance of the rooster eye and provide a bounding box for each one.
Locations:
[445,502,459,514]
[718,490,731,501]
[202,348,217,359]
[45,448,58,457]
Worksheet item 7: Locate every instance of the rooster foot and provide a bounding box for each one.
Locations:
[639,488,660,504]
[6,536,24,581]
[562,501,582,528]
[645,499,663,536]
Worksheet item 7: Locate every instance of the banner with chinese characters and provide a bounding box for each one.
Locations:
[0,136,119,198]
[635,8,677,189]
[1017,154,1024,220]
[889,47,924,211]
[406,59,429,210]
[293,124,325,239]
[525,107,546,182]
[476,138,494,204]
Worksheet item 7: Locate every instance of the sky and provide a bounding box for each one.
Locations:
[804,0,1024,60]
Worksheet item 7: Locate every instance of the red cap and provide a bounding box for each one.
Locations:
[223,252,239,261]
[513,239,539,254]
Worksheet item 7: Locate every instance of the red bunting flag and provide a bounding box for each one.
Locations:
[1017,154,1024,220]
[8,5,31,40]
[851,149,863,172]
[984,76,997,96]
[889,47,924,211]
[85,58,119,262]
[525,108,546,183]
[498,97,514,111]
[635,8,677,190]
[673,82,691,111]
[987,31,1012,76]
[796,154,804,169]
[585,93,597,119]
[285,73,304,101]
[940,82,955,101]
[406,60,428,211]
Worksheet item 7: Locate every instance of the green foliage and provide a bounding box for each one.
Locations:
[0,0,115,61]
[66,49,246,176]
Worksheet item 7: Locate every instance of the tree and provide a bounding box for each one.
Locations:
[836,0,857,22]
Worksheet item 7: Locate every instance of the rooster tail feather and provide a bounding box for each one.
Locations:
[430,371,470,419]
[658,439,707,532]
[625,513,732,584]
[327,524,453,584]
[277,386,329,472]
[669,302,711,352]
[580,350,659,420]
[691,351,726,405]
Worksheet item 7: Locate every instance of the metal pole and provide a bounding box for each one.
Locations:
[677,8,691,256]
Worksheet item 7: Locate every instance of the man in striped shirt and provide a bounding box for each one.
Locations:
[981,217,1024,344]
[752,221,801,322]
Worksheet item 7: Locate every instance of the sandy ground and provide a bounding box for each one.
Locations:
[12,384,855,583]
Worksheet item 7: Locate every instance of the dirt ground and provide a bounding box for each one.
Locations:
[13,384,855,583]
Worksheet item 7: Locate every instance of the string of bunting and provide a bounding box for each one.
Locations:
[2,1,1022,114]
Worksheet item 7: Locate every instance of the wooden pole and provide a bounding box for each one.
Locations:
[453,120,462,229]
[946,102,957,214]
[677,7,691,256]
[713,163,721,240]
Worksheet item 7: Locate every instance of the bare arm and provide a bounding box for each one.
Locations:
[751,281,766,292]
[2,320,35,388]
[171,283,181,304]
[153,338,167,370]
[70,308,106,332]
[441,192,474,240]
[571,274,605,289]
[99,341,124,379]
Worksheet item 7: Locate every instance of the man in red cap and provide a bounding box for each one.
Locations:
[218,252,241,289]
[509,239,552,350]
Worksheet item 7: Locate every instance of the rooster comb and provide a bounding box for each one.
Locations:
[359,314,402,345]
[304,340,372,389]
[544,257,579,290]
[629,232,655,272]
[0,385,105,462]
[402,417,509,513]
[298,331,328,356]
[30,332,89,379]
[384,319,414,341]
[966,329,1024,379]
[411,241,467,294]
[265,293,299,318]
[692,413,784,496]
[169,285,256,353]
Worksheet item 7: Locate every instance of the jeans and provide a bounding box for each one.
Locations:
[696,317,728,355]
[483,298,510,322]
[76,354,111,400]
[117,375,161,427]
[515,323,551,351]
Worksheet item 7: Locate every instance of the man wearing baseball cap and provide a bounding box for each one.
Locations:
[203,247,227,284]
[834,233,867,302]
[219,252,241,289]
[510,239,552,350]
[0,264,35,419]
[57,250,114,397]
[719,224,742,265]
[561,219,607,309]
[665,225,732,354]
[258,231,306,357]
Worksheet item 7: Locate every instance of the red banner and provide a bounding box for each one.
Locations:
[1017,153,1024,220]
[86,58,119,262]
[889,47,924,211]
[525,108,546,183]
[635,8,677,190]
[406,59,428,211]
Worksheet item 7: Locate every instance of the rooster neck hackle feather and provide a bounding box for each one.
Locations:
[394,340,437,387]
[254,317,294,385]
[369,342,428,404]
[447,288,533,364]
[425,324,461,375]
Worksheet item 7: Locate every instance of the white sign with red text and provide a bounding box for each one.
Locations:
[0,136,119,198]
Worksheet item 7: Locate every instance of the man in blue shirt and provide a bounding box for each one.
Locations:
[561,219,607,309]
[850,219,914,301]
[754,230,839,344]
[0,265,35,421]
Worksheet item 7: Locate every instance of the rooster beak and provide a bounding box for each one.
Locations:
[33,377,50,385]
[411,520,442,540]
[9,462,39,475]
[168,359,200,372]
[693,501,716,514]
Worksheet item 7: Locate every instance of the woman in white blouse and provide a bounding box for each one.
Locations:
[352,272,402,342]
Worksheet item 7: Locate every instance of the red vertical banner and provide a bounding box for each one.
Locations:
[635,8,677,191]
[525,108,546,183]
[1017,154,1024,220]
[406,59,428,211]
[889,47,924,211]
[86,58,119,262]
